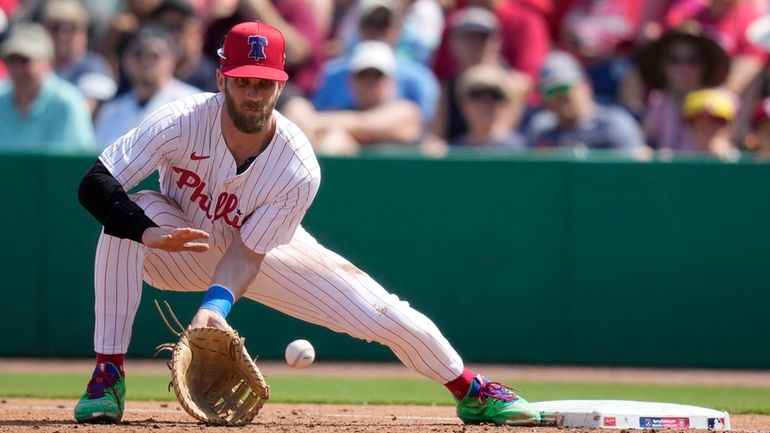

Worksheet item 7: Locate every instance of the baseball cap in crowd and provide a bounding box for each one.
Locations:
[348,40,396,75]
[0,22,54,60]
[682,88,737,123]
[357,0,398,18]
[153,0,196,18]
[539,50,585,97]
[122,25,177,58]
[456,64,512,102]
[217,21,288,81]
[451,7,499,35]
[42,0,90,27]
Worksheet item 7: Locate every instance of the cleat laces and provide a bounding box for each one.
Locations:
[85,371,116,399]
[476,381,519,406]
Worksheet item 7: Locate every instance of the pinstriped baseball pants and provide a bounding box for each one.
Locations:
[93,191,464,383]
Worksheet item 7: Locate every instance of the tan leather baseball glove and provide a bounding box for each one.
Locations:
[154,300,270,425]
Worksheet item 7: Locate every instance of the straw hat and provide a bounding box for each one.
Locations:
[638,21,729,90]
[456,64,513,102]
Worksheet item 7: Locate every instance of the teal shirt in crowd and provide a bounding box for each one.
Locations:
[0,74,96,152]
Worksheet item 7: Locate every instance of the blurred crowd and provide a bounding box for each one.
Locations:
[4,0,770,160]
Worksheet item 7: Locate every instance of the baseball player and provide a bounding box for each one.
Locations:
[73,20,542,426]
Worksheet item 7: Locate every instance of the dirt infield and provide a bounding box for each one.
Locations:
[2,398,770,433]
[2,359,770,432]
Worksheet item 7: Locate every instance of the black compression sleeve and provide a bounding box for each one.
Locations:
[77,159,159,243]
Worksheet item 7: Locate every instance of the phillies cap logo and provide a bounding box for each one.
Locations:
[219,21,289,81]
[247,35,268,61]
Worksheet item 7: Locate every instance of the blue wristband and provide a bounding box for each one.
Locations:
[200,284,235,318]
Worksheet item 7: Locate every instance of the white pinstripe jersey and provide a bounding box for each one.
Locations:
[99,92,321,254]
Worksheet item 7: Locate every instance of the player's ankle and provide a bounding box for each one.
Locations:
[95,353,126,377]
[444,368,478,400]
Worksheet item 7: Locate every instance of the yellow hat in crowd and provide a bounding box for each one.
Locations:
[682,88,737,122]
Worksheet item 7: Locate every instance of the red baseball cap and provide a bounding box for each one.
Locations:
[217,21,289,81]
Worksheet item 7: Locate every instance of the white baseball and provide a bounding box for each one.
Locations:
[285,339,315,369]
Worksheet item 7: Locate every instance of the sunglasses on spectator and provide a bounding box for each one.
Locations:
[3,54,31,65]
[46,21,82,34]
[666,54,702,66]
[361,15,392,29]
[466,87,505,102]
[354,68,386,79]
[129,47,167,61]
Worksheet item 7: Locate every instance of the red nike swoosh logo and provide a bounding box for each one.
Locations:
[190,152,210,160]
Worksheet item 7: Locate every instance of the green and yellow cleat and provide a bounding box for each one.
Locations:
[74,362,126,424]
[456,375,542,426]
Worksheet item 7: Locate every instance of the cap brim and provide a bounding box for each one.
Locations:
[2,40,47,60]
[2,48,46,60]
[453,23,496,34]
[350,63,391,75]
[222,64,288,81]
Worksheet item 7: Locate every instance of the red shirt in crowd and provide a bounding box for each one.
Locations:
[0,0,18,16]
[547,0,647,56]
[665,0,768,62]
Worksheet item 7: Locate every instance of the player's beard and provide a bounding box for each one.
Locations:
[224,86,276,134]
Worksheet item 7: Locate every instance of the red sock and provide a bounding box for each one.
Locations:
[96,353,125,377]
[444,368,478,399]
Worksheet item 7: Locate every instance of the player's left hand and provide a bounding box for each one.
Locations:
[190,308,231,330]
[142,227,210,252]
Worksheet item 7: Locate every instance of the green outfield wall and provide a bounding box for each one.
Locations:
[2,149,769,368]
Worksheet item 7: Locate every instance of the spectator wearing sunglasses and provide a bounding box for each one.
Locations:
[637,25,729,153]
[526,50,646,152]
[150,0,218,92]
[41,0,116,116]
[314,0,439,124]
[433,0,549,90]
[0,22,96,151]
[308,41,424,154]
[431,7,518,143]
[99,0,165,81]
[665,0,767,96]
[333,0,444,65]
[450,64,525,149]
[94,25,199,148]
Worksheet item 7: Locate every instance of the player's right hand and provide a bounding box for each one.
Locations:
[142,227,210,252]
[190,307,231,330]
